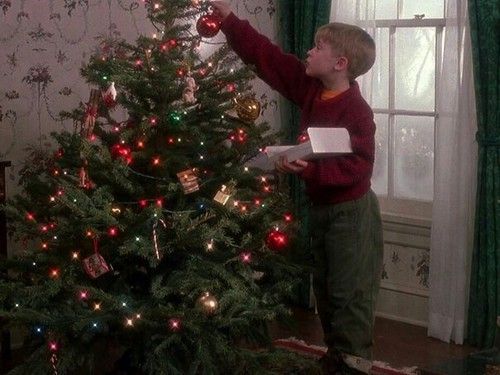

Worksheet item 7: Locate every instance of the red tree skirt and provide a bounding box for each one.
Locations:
[273,338,420,375]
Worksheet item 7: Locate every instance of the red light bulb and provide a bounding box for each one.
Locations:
[50,269,59,278]
[168,318,182,332]
[240,252,252,263]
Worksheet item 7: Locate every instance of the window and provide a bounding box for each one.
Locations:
[331,0,445,219]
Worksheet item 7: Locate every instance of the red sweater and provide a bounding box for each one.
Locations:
[221,13,375,204]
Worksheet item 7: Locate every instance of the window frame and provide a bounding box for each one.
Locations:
[358,16,445,219]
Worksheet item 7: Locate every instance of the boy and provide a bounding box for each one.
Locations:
[211,2,384,374]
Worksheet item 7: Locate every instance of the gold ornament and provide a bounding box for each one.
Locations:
[234,96,261,123]
[110,205,122,216]
[196,292,218,315]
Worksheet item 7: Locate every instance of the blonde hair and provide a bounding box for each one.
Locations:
[315,22,376,80]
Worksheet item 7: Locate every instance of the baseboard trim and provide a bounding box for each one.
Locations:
[375,311,428,328]
[10,338,23,350]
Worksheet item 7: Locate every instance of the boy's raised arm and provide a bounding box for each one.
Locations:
[211,1,231,20]
[211,1,315,108]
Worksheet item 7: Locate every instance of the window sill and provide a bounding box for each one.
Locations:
[381,212,431,229]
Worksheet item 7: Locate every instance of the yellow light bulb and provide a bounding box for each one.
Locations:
[206,240,214,251]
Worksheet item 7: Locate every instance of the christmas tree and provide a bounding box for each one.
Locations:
[0,1,316,374]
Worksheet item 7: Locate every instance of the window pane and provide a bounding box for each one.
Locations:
[401,0,444,19]
[372,113,388,196]
[394,116,434,201]
[395,28,435,111]
[371,28,389,109]
[375,0,397,19]
[330,0,358,22]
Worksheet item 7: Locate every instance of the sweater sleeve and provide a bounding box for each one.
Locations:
[300,116,375,187]
[221,13,315,108]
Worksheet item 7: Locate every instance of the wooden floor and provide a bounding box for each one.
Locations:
[269,308,479,372]
[1,308,480,374]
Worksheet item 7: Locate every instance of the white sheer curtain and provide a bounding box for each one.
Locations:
[428,0,476,344]
[331,0,477,344]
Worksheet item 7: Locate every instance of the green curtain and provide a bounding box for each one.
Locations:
[467,0,500,348]
[277,1,331,306]
[278,0,331,140]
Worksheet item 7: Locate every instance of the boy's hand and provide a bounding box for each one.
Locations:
[210,1,231,21]
[275,156,308,174]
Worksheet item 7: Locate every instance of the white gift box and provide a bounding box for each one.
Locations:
[246,127,352,171]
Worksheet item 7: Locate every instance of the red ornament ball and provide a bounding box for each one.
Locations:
[110,143,132,165]
[266,229,289,251]
[229,128,248,144]
[196,14,221,38]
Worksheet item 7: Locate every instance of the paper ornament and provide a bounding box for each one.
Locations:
[177,169,199,194]
[82,253,110,279]
[213,184,235,205]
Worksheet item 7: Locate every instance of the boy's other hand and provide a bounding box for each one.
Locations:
[210,1,231,21]
[275,156,308,174]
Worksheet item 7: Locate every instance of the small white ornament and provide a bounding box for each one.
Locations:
[182,75,198,104]
[102,82,118,108]
[104,81,117,101]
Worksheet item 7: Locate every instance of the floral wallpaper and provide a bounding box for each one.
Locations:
[381,243,430,296]
[0,0,280,195]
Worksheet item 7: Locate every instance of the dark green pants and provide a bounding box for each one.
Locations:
[309,190,384,360]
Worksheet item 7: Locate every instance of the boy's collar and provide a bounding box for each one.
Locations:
[321,76,350,92]
[318,80,360,101]
[321,80,351,94]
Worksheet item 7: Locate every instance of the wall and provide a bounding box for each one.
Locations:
[376,214,430,327]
